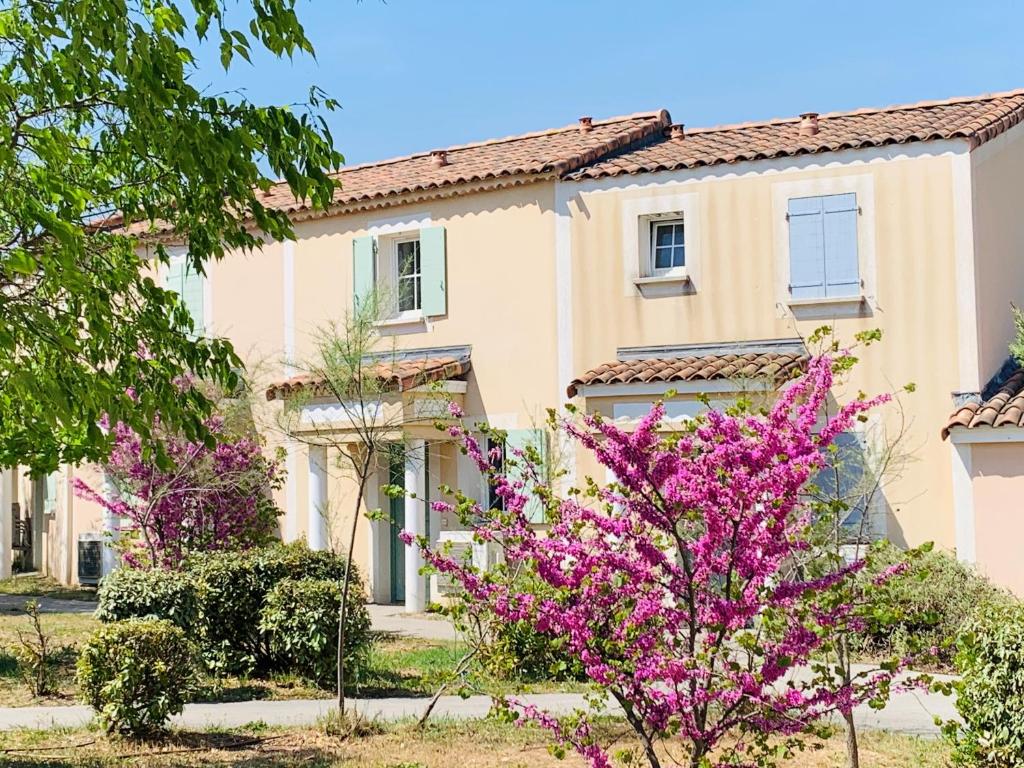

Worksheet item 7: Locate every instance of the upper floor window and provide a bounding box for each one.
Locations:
[650,219,685,275]
[395,237,422,314]
[352,225,447,324]
[787,193,860,300]
[165,257,205,336]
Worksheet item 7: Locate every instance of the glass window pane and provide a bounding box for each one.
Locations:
[672,246,685,267]
[654,247,672,270]
[655,225,674,247]
[399,277,416,311]
[673,224,685,244]
[397,240,420,278]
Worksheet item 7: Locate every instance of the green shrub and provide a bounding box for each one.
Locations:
[76,619,198,736]
[853,542,1007,668]
[945,601,1024,766]
[187,542,364,676]
[95,567,198,629]
[451,568,584,684]
[260,577,371,686]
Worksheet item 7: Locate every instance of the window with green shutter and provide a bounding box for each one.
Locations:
[505,429,548,524]
[165,258,205,336]
[353,226,447,320]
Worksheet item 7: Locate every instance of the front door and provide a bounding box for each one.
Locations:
[388,447,405,604]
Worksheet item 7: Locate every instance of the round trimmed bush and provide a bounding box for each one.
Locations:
[187,541,365,676]
[77,618,198,736]
[95,567,197,629]
[259,577,371,686]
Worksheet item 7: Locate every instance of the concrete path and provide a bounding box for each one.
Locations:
[0,595,96,614]
[367,603,458,641]
[0,685,956,735]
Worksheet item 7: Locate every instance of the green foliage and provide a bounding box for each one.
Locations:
[94,568,198,628]
[0,0,342,472]
[260,577,371,686]
[188,541,362,676]
[945,601,1024,766]
[450,568,584,684]
[9,600,64,697]
[76,619,198,736]
[1011,305,1024,367]
[853,542,1008,667]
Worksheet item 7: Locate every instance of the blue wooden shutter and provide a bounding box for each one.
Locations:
[822,193,860,297]
[788,197,826,299]
[419,226,447,317]
[505,429,547,524]
[352,235,376,310]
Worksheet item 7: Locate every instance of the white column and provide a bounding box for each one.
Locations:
[951,441,976,564]
[404,438,426,613]
[308,445,329,551]
[101,471,120,577]
[0,469,11,580]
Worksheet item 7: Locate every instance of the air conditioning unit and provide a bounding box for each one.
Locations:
[433,531,504,596]
[77,533,103,586]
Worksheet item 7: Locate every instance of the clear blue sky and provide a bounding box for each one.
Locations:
[193,0,1024,166]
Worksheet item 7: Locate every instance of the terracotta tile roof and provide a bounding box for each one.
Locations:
[942,369,1024,438]
[265,354,471,401]
[566,89,1024,181]
[115,111,669,235]
[567,352,807,398]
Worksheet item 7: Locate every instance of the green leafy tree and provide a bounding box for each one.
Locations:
[0,0,341,471]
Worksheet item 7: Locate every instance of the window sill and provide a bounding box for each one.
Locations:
[374,313,430,336]
[633,274,693,299]
[787,295,870,320]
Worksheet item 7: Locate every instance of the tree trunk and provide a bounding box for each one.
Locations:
[843,709,860,768]
[337,471,369,715]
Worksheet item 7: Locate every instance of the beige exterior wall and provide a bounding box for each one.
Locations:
[41,131,1024,587]
[971,443,1024,595]
[970,122,1024,383]
[565,144,970,550]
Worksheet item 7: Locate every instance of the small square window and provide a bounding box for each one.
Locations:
[650,219,685,274]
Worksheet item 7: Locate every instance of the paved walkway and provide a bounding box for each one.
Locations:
[367,603,457,641]
[0,685,956,735]
[0,595,96,614]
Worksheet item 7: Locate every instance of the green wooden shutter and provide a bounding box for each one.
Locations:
[44,473,57,514]
[419,225,447,317]
[181,263,205,335]
[506,428,548,524]
[164,259,184,294]
[352,235,376,310]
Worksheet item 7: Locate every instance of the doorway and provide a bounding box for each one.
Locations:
[388,447,405,604]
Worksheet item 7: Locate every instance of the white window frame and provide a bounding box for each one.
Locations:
[620,191,700,298]
[392,234,422,318]
[648,216,687,277]
[771,175,876,320]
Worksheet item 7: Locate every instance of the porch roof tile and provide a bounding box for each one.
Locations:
[265,355,471,401]
[567,351,807,398]
[943,369,1024,438]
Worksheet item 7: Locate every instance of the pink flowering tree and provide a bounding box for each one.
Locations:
[405,356,923,768]
[76,415,283,569]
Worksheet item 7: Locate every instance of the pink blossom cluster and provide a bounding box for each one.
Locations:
[407,358,901,767]
[76,416,281,568]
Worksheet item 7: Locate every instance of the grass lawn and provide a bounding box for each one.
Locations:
[0,607,578,707]
[0,574,97,602]
[0,718,950,767]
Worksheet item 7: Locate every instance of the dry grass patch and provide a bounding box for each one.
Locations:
[0,720,949,768]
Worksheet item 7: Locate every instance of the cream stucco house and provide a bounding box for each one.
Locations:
[5,88,1024,602]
